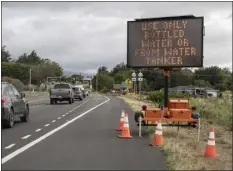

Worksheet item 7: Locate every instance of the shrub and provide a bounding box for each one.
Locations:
[148,89,191,105]
[2,76,26,92]
[2,62,30,84]
[189,96,232,130]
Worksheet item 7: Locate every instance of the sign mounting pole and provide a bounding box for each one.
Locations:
[131,72,136,94]
[164,69,169,108]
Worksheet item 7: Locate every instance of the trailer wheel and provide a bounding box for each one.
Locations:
[134,111,146,125]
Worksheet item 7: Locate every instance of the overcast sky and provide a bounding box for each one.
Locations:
[2,2,232,75]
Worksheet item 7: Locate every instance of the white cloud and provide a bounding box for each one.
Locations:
[2,2,232,75]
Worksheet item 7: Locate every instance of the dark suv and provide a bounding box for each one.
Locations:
[1,82,29,128]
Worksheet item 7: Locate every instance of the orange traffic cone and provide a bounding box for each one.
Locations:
[204,127,216,158]
[150,121,163,146]
[116,110,125,131]
[118,114,132,139]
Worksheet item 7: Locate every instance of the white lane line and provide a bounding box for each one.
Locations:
[65,112,69,115]
[1,96,110,164]
[57,117,61,119]
[35,129,41,132]
[52,120,56,123]
[44,124,50,127]
[62,115,65,117]
[4,144,15,150]
[29,104,44,109]
[21,135,31,140]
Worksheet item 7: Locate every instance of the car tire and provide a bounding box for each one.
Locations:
[69,98,72,104]
[80,97,83,101]
[54,99,57,104]
[4,108,14,128]
[21,105,29,122]
[50,98,54,105]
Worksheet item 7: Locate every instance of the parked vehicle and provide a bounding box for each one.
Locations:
[1,82,29,128]
[72,86,83,101]
[168,86,220,98]
[49,83,74,104]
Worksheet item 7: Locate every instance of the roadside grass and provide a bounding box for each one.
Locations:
[118,93,232,170]
[23,91,44,97]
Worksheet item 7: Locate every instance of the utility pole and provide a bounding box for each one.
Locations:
[29,68,32,93]
[96,74,98,92]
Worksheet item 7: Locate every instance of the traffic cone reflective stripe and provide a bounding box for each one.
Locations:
[116,110,125,131]
[155,128,162,135]
[151,122,163,146]
[121,110,125,118]
[204,128,216,158]
[118,114,132,139]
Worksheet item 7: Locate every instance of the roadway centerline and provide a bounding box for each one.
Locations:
[4,144,16,150]
[35,129,42,132]
[21,135,31,140]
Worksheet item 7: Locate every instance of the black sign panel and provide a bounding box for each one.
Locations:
[127,16,204,68]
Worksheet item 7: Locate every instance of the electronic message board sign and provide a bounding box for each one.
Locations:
[127,16,204,68]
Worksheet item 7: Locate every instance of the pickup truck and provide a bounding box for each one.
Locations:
[49,83,74,104]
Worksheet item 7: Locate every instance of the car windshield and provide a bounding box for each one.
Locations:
[54,84,70,89]
[72,87,80,91]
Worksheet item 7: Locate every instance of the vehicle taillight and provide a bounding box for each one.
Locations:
[1,97,6,103]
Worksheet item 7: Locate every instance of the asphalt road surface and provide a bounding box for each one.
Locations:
[2,94,167,170]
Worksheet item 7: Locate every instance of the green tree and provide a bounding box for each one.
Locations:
[30,61,63,85]
[92,73,114,91]
[193,79,211,87]
[98,66,109,75]
[16,50,41,64]
[71,74,84,83]
[194,66,231,91]
[1,46,12,62]
[170,69,194,87]
[2,62,30,84]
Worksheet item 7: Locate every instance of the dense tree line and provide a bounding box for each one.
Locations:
[1,46,63,86]
[2,45,232,92]
[92,62,232,92]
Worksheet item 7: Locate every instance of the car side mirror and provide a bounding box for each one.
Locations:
[21,92,26,98]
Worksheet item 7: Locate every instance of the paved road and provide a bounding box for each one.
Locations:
[2,94,167,170]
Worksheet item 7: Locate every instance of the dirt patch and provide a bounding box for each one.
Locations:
[118,94,157,111]
[119,94,232,170]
